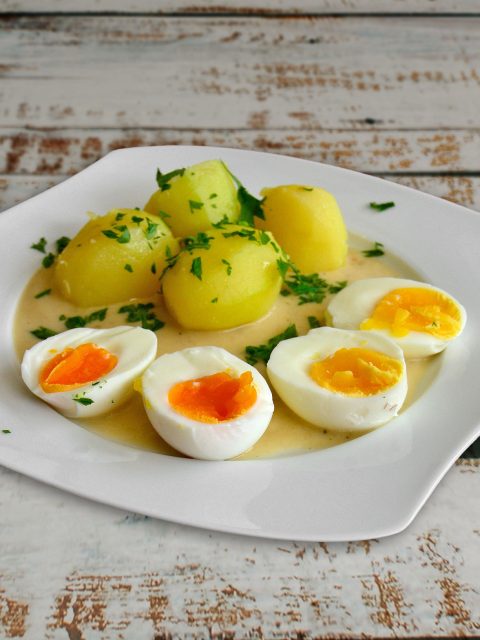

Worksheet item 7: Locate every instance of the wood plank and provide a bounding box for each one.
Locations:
[0,1,477,15]
[1,460,479,638]
[2,173,480,213]
[1,16,479,130]
[2,128,480,175]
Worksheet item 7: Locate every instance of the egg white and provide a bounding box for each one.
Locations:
[326,277,467,358]
[21,326,157,417]
[267,326,407,431]
[141,346,274,460]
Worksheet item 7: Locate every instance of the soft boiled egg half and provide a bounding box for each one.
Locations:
[21,326,157,417]
[267,327,407,431]
[327,277,466,358]
[141,346,274,460]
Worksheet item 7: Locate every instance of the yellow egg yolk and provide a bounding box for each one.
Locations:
[360,287,462,339]
[168,371,257,423]
[40,343,118,393]
[309,347,403,396]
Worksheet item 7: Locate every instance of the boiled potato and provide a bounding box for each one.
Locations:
[54,208,179,306]
[144,159,240,237]
[258,185,348,272]
[162,226,282,330]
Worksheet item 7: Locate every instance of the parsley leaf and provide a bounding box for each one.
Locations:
[307,316,322,329]
[59,308,107,330]
[42,253,55,269]
[55,236,71,254]
[2,429,11,434]
[124,263,133,272]
[190,256,202,280]
[189,200,204,213]
[156,167,185,191]
[31,237,47,253]
[73,395,94,406]
[183,232,213,252]
[328,280,347,294]
[283,272,330,305]
[101,225,131,244]
[245,324,298,365]
[151,263,157,274]
[369,201,395,212]
[222,162,265,225]
[362,241,385,257]
[31,326,57,340]
[221,258,232,275]
[34,288,51,299]
[211,297,218,303]
[118,303,164,332]
[144,220,158,240]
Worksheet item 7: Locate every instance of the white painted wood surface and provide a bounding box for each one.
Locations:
[1,5,480,638]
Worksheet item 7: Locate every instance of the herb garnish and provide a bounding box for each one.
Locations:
[2,428,11,434]
[189,200,204,213]
[183,232,213,252]
[31,326,58,340]
[144,220,159,241]
[301,187,314,192]
[115,212,125,221]
[190,257,203,280]
[124,263,133,272]
[328,280,347,294]
[307,316,322,329]
[34,288,51,299]
[73,395,94,406]
[222,162,265,226]
[157,211,171,221]
[151,263,157,274]
[362,241,385,257]
[118,303,164,332]
[102,225,131,244]
[156,167,185,192]
[31,237,47,253]
[42,253,55,269]
[59,308,107,330]
[132,215,144,225]
[55,236,71,254]
[221,258,232,275]
[209,193,218,199]
[245,324,298,365]
[282,272,343,305]
[211,297,218,303]
[369,201,395,212]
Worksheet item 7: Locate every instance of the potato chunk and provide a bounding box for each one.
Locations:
[54,209,178,306]
[144,160,240,237]
[162,226,282,330]
[258,185,348,272]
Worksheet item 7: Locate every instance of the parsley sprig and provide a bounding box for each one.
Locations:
[156,167,185,192]
[118,303,164,332]
[59,308,108,330]
[245,324,298,365]
[31,326,58,340]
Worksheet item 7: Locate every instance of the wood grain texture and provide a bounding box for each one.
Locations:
[2,128,480,175]
[1,16,480,130]
[0,461,479,638]
[0,0,478,15]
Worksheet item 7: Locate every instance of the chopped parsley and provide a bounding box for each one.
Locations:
[124,263,133,272]
[301,187,314,192]
[157,210,171,222]
[151,263,157,274]
[115,212,125,221]
[31,326,58,340]
[211,297,218,303]
[55,236,71,254]
[73,395,94,406]
[328,280,348,294]
[118,303,164,332]
[283,272,332,305]
[190,256,202,280]
[245,324,298,365]
[307,316,322,329]
[144,220,159,240]
[276,258,290,279]
[369,201,395,212]
[156,167,185,192]
[183,232,213,252]
[34,288,51,299]
[222,162,265,226]
[102,225,131,244]
[59,308,107,329]
[2,428,11,434]
[209,193,218,200]
[221,258,232,275]
[188,200,204,213]
[42,253,55,269]
[31,237,47,253]
[132,215,144,225]
[362,241,385,257]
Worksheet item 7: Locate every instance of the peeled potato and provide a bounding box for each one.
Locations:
[144,159,240,237]
[162,226,282,330]
[258,185,348,272]
[54,208,179,306]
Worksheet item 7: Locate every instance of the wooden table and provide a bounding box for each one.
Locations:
[1,2,479,637]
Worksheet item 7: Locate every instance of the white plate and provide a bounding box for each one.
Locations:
[1,146,479,541]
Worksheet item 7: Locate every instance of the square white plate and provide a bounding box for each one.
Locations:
[1,146,479,541]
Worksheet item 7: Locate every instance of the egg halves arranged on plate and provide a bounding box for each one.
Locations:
[22,326,157,417]
[140,346,274,460]
[268,327,408,431]
[327,277,467,358]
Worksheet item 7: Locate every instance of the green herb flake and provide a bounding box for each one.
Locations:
[55,236,71,254]
[2,428,11,434]
[301,187,314,192]
[115,212,126,221]
[42,253,55,269]
[151,263,157,274]
[369,201,395,212]
[31,326,58,340]
[212,215,230,229]
[283,272,330,305]
[183,232,213,252]
[307,316,322,329]
[190,256,203,280]
[34,288,51,299]
[60,308,108,330]
[145,220,159,240]
[328,280,347,294]
[102,226,131,244]
[362,241,385,258]
[222,162,265,225]
[156,167,185,192]
[221,258,232,276]
[211,297,218,304]
[124,263,133,273]
[276,259,290,279]
[245,324,298,365]
[31,237,47,253]
[209,193,218,200]
[118,302,165,332]
[132,215,144,225]
[73,395,94,406]
[158,210,171,221]
[188,200,204,214]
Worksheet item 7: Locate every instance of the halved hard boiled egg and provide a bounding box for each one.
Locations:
[21,326,157,417]
[327,277,467,358]
[141,346,274,460]
[267,327,407,431]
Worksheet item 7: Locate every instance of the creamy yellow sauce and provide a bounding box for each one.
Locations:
[14,235,435,460]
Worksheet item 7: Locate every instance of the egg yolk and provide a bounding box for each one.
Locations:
[40,343,118,393]
[168,371,257,423]
[310,347,402,396]
[360,287,461,339]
